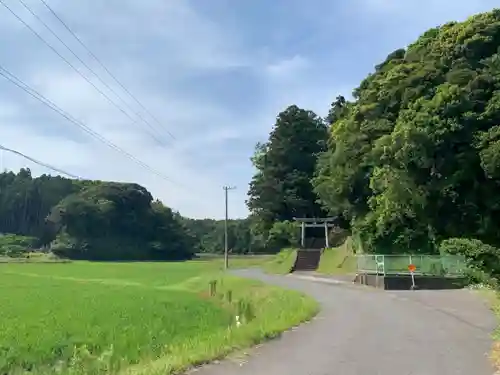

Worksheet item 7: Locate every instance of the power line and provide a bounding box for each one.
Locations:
[0,0,169,147]
[15,0,172,144]
[0,63,186,188]
[37,0,176,141]
[0,144,80,179]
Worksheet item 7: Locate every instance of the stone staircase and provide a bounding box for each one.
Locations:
[292,249,322,272]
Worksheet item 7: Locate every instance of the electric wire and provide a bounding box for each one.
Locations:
[37,0,176,140]
[0,64,187,188]
[0,143,80,179]
[15,0,172,144]
[0,0,169,147]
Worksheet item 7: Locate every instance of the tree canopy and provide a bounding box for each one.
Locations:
[0,169,194,260]
[247,105,328,248]
[314,10,500,254]
[239,8,500,282]
[181,217,255,254]
[0,169,257,259]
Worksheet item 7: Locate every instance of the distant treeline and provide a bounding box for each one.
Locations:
[0,169,287,260]
[0,169,195,260]
[181,218,255,254]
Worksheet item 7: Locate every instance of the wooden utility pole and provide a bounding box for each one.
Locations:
[223,185,236,270]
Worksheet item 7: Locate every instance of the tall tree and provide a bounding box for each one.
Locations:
[247,105,328,237]
[314,9,500,254]
[325,95,348,125]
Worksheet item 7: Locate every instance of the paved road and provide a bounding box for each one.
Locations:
[191,269,497,375]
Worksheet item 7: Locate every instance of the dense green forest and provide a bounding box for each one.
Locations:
[0,169,259,259]
[0,169,265,259]
[314,10,500,254]
[246,10,500,282]
[0,169,194,260]
[181,217,255,254]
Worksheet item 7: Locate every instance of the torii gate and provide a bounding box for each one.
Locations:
[293,217,339,249]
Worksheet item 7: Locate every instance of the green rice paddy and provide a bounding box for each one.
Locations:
[0,261,317,375]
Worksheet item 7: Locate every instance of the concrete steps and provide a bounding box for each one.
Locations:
[292,249,322,272]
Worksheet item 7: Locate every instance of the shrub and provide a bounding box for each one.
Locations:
[440,238,500,286]
[265,221,300,252]
[0,234,36,256]
[263,248,297,274]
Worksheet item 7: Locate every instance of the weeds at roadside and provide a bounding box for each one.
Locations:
[263,248,297,274]
[470,284,500,372]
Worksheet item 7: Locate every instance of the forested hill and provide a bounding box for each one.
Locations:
[313,10,500,255]
[246,9,500,281]
[0,169,254,260]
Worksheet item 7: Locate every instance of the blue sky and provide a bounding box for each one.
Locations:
[0,0,497,219]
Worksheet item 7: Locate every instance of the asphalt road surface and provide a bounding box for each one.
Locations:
[191,269,497,375]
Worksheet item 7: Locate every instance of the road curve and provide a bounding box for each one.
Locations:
[191,269,497,375]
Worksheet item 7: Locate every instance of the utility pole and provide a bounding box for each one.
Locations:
[223,185,236,270]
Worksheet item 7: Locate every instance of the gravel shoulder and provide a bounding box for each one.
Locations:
[190,269,496,375]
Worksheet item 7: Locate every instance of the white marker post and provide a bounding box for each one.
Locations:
[408,263,416,290]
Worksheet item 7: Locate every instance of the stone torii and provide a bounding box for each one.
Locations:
[293,217,339,248]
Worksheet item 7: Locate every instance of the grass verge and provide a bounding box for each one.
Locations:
[124,273,319,375]
[470,285,500,372]
[0,261,318,375]
[193,254,274,270]
[262,248,297,274]
[316,237,356,275]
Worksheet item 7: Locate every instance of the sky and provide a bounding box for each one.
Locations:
[0,0,498,219]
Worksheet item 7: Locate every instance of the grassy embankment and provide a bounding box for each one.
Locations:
[316,237,356,275]
[0,260,318,375]
[264,236,357,276]
[262,248,297,274]
[194,254,274,269]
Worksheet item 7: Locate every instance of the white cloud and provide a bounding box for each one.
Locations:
[265,55,310,80]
